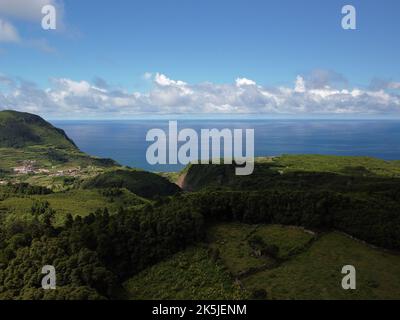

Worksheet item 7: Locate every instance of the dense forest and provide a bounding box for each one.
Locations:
[0,192,204,299]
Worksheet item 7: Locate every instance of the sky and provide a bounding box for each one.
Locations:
[0,0,400,119]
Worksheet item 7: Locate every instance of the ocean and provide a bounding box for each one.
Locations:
[51,120,400,172]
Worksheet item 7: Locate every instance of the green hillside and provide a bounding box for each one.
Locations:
[0,187,149,226]
[124,247,248,300]
[0,110,77,149]
[83,169,181,199]
[0,111,118,189]
[179,155,400,192]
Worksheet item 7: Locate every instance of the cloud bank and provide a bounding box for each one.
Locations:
[0,72,400,118]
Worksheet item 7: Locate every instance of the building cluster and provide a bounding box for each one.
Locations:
[13,161,38,175]
[13,161,81,177]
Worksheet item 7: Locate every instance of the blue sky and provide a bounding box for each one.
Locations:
[0,0,400,118]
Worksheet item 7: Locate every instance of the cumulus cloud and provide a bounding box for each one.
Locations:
[303,69,348,89]
[154,73,187,87]
[0,19,20,42]
[236,78,256,87]
[369,78,400,91]
[1,72,400,118]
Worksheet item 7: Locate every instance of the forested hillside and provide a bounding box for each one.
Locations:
[0,110,77,149]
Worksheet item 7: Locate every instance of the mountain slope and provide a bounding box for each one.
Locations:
[83,169,181,199]
[178,155,400,192]
[0,110,77,149]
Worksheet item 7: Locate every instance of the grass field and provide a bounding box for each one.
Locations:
[178,154,400,193]
[124,247,248,300]
[243,232,400,300]
[0,188,148,226]
[273,154,400,177]
[124,223,400,300]
[207,224,315,275]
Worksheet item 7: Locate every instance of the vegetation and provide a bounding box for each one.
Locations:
[0,110,77,149]
[0,188,148,226]
[1,110,400,300]
[124,247,248,300]
[124,223,400,300]
[180,156,400,193]
[0,198,204,299]
[243,232,400,300]
[206,224,314,276]
[83,169,181,199]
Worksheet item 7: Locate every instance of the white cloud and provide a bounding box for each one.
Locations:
[1,72,400,118]
[0,19,20,42]
[303,69,348,89]
[154,73,187,87]
[294,75,306,93]
[236,78,256,87]
[53,78,92,96]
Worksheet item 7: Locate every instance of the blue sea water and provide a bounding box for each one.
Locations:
[51,120,400,172]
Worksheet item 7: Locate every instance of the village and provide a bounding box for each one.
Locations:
[0,157,108,187]
[12,160,83,178]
